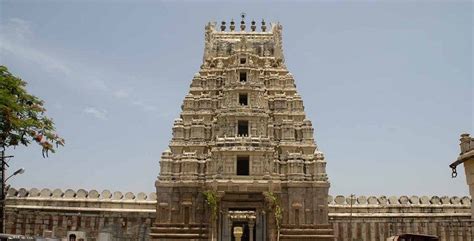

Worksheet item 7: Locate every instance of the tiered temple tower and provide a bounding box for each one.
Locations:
[151,16,334,241]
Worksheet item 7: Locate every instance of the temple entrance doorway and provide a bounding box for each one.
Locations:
[219,192,267,241]
[229,210,256,241]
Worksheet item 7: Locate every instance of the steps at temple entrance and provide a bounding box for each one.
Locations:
[149,223,209,240]
[279,224,335,241]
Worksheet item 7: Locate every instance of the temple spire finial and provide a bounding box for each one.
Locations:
[261,19,267,32]
[220,20,226,31]
[230,19,235,31]
[251,19,256,32]
[240,12,246,31]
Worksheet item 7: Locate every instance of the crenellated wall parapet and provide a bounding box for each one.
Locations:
[327,194,471,220]
[6,187,157,201]
[6,188,470,209]
[328,194,471,207]
[459,133,474,154]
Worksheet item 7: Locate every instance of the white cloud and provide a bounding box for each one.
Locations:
[89,78,110,92]
[113,89,130,99]
[0,18,72,75]
[0,17,158,114]
[132,100,157,112]
[83,107,108,120]
[2,18,33,41]
[1,40,72,75]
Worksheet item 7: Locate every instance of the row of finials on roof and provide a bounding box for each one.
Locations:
[220,17,269,32]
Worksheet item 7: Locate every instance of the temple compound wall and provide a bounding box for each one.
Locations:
[4,188,472,241]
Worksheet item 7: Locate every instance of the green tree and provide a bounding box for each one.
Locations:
[0,65,64,157]
[264,191,283,241]
[203,190,218,221]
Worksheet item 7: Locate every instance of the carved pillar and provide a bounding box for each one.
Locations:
[430,221,438,237]
[227,216,233,241]
[256,211,262,241]
[218,212,223,240]
[370,222,376,241]
[457,226,464,241]
[440,225,446,241]
[361,222,367,241]
[249,221,255,241]
[350,221,356,241]
[333,222,339,240]
[466,224,472,241]
[222,212,229,240]
[406,221,412,234]
[342,222,348,241]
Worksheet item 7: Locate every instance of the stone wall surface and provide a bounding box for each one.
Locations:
[454,133,474,219]
[4,188,472,241]
[5,188,156,241]
[328,195,472,241]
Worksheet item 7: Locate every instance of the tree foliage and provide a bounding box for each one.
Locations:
[0,65,64,157]
[203,190,218,221]
[264,191,283,241]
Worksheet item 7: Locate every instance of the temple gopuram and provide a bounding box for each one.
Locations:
[150,15,334,241]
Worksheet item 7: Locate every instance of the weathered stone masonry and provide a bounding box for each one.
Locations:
[4,188,472,241]
[4,18,473,241]
[152,18,333,241]
[450,133,474,220]
[4,188,156,240]
[328,195,472,241]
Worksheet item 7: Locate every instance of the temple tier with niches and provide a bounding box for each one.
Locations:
[150,15,334,241]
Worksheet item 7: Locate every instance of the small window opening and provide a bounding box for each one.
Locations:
[240,58,247,64]
[239,93,248,106]
[240,72,247,82]
[238,120,249,136]
[237,156,250,176]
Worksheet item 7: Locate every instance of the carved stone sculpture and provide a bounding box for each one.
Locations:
[151,17,334,241]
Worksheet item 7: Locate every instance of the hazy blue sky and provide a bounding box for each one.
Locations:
[0,0,472,196]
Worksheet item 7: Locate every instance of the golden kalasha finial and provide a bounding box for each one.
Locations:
[240,13,246,31]
[230,19,235,31]
[251,20,256,32]
[220,21,226,31]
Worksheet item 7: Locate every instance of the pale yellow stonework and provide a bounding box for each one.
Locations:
[153,18,333,241]
[451,133,474,220]
[4,190,472,241]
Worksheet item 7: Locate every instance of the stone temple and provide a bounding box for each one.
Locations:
[1,17,473,241]
[150,17,334,241]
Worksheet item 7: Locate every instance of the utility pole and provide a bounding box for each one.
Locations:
[0,150,14,234]
[1,150,5,234]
